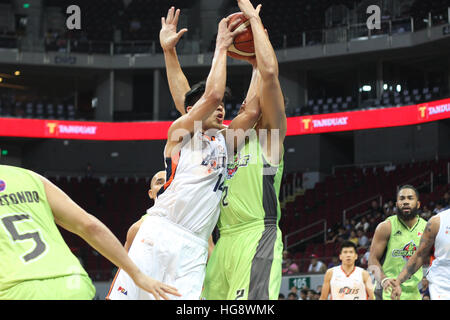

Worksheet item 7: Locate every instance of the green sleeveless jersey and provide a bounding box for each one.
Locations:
[0,165,93,292]
[382,215,427,300]
[218,134,284,231]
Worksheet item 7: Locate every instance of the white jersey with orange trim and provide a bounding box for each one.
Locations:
[329,266,368,300]
[426,208,450,300]
[149,129,228,242]
[106,129,228,300]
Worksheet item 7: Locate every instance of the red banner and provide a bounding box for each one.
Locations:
[0,98,449,140]
[286,98,450,136]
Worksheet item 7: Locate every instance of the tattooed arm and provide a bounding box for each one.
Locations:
[390,215,440,299]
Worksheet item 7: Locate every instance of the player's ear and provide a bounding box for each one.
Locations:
[148,189,154,200]
[417,200,421,210]
[186,106,193,113]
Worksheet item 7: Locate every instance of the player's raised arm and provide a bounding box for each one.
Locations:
[319,269,333,300]
[160,6,190,115]
[368,220,391,290]
[38,174,181,300]
[226,65,261,151]
[390,216,439,300]
[237,0,287,141]
[167,17,245,139]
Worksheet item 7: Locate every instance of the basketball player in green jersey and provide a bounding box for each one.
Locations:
[0,165,180,300]
[202,0,286,300]
[159,1,285,299]
[368,185,427,300]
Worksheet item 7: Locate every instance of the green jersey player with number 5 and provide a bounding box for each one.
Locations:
[0,165,180,300]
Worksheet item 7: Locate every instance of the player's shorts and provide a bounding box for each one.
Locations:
[202,219,283,300]
[428,282,450,300]
[0,274,95,300]
[106,215,208,300]
[382,285,421,300]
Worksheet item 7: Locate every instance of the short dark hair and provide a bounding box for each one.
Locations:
[340,240,357,253]
[184,80,232,112]
[397,184,420,200]
[287,292,297,298]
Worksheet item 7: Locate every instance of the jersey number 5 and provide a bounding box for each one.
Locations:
[1,214,47,263]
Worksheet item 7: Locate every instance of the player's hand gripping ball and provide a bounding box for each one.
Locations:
[226,12,255,61]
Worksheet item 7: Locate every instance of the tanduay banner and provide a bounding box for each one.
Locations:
[0,98,449,140]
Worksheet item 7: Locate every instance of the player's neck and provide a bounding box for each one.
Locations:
[341,263,355,275]
[398,215,418,229]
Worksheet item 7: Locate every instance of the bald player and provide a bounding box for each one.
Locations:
[124,171,166,252]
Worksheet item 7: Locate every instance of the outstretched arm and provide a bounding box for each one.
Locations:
[38,174,180,300]
[390,216,439,299]
[237,0,287,161]
[160,7,190,115]
[225,65,261,152]
[166,17,245,143]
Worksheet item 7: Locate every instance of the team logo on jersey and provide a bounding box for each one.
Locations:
[394,230,402,236]
[0,180,6,192]
[392,241,417,261]
[226,154,251,179]
[338,287,360,296]
[117,286,128,295]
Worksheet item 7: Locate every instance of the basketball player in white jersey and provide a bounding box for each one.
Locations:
[390,208,450,300]
[122,171,165,252]
[107,16,257,300]
[123,171,215,256]
[320,241,374,300]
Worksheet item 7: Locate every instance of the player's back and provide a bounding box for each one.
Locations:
[0,165,93,297]
[329,266,367,300]
[148,130,227,242]
[218,132,284,231]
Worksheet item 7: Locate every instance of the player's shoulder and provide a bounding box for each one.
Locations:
[326,266,336,277]
[374,218,391,235]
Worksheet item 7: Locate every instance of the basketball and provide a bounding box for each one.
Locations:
[227,12,255,60]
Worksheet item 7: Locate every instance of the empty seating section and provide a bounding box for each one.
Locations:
[0,95,78,120]
[290,85,447,117]
[44,0,195,43]
[48,175,153,281]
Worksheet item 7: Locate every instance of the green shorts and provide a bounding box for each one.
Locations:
[202,221,283,300]
[382,285,421,300]
[0,274,96,300]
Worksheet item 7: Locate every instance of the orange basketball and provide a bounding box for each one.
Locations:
[227,12,255,60]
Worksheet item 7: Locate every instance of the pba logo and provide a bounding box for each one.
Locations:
[417,105,428,120]
[0,179,6,192]
[117,286,128,295]
[300,118,313,132]
[392,241,417,261]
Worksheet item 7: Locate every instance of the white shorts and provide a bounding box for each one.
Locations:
[106,215,208,300]
[428,282,450,300]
